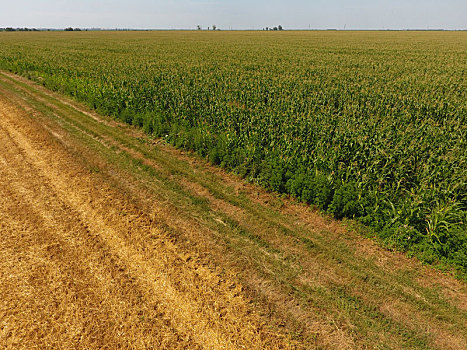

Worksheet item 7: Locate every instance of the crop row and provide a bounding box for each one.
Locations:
[0,31,465,275]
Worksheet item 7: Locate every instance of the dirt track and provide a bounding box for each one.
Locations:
[0,71,466,349]
[0,84,292,349]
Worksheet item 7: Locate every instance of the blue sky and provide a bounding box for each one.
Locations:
[1,0,466,29]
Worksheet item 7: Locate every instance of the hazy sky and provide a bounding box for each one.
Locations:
[1,0,466,30]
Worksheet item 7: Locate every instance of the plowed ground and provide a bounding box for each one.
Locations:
[0,71,466,349]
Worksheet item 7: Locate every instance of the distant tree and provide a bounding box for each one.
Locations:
[5,27,15,32]
[273,27,278,31]
[197,25,201,30]
[212,25,216,31]
[65,27,74,31]
[265,27,269,31]
[278,25,283,31]
[74,28,81,31]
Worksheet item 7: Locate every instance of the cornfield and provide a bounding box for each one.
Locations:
[0,30,465,273]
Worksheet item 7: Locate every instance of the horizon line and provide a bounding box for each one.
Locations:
[1,27,466,32]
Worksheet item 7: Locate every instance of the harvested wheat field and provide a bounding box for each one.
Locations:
[0,70,466,349]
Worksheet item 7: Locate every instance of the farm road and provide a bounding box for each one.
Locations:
[0,79,293,349]
[0,71,466,350]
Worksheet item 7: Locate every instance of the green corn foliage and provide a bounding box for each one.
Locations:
[0,31,465,274]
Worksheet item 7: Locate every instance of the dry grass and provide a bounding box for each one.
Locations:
[0,89,295,349]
